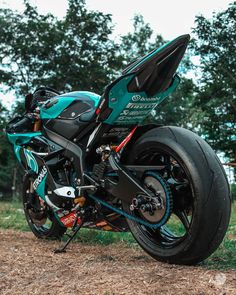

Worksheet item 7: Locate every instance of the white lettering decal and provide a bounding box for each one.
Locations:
[33,166,48,190]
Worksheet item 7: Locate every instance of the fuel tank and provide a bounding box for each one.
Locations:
[41,91,100,139]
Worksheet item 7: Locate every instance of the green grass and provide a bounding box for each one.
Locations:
[201,203,236,270]
[0,201,135,245]
[0,201,29,231]
[0,201,236,269]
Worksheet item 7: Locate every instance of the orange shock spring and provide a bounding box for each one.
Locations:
[33,119,41,131]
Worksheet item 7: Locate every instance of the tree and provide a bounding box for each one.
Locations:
[191,1,236,161]
[120,15,164,62]
[0,0,122,97]
[119,14,196,127]
[0,0,125,197]
[0,103,16,198]
[0,2,207,197]
[153,77,197,127]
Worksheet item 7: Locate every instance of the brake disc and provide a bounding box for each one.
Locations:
[139,174,172,223]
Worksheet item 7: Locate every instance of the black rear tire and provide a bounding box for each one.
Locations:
[23,175,66,239]
[122,126,231,265]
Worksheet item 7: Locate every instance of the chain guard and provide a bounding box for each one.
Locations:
[88,171,172,229]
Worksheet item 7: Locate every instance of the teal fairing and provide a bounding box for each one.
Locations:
[40,91,100,120]
[100,35,190,125]
[7,132,42,145]
[7,132,42,164]
[104,74,180,125]
[7,132,48,199]
[35,173,48,200]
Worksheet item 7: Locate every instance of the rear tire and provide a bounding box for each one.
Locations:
[23,175,66,239]
[122,126,231,265]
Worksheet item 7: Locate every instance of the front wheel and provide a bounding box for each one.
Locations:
[122,126,231,265]
[22,175,66,239]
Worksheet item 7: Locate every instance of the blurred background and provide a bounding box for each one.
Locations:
[0,0,235,201]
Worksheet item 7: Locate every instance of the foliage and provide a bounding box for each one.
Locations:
[191,1,236,161]
[230,183,236,202]
[0,0,122,96]
[153,77,197,127]
[0,0,124,196]
[120,15,164,62]
[0,102,16,197]
[120,15,195,128]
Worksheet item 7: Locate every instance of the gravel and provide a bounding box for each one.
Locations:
[0,229,235,295]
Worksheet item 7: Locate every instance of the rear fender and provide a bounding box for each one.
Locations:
[120,124,162,163]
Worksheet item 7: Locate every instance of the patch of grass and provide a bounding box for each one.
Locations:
[72,228,135,246]
[203,203,236,269]
[0,201,135,246]
[0,201,236,269]
[0,201,29,231]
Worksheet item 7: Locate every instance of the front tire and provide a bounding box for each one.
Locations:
[122,126,231,265]
[23,175,66,239]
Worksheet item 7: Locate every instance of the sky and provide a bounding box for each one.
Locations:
[0,0,232,39]
[0,0,233,107]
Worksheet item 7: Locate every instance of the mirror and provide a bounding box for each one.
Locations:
[24,93,33,112]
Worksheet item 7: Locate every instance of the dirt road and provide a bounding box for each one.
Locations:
[0,229,235,295]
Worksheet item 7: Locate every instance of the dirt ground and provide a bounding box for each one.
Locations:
[0,229,235,295]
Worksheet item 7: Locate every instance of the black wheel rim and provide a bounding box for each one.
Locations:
[131,146,195,249]
[24,180,54,235]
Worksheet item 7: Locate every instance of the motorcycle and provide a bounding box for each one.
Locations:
[6,34,231,264]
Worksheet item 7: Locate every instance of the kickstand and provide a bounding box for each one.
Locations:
[54,219,84,254]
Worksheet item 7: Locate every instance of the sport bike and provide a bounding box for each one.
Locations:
[6,34,231,264]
